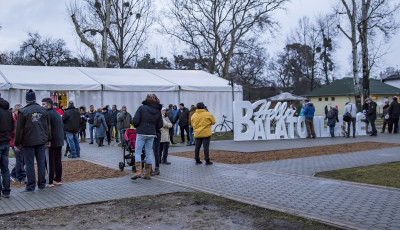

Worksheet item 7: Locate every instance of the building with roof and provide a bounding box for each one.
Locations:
[304,78,400,116]
[0,65,242,125]
[382,73,400,88]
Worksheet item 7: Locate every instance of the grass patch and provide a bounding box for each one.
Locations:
[171,142,400,164]
[315,162,400,188]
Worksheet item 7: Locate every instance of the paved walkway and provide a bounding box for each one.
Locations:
[2,134,400,230]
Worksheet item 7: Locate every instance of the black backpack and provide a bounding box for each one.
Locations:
[326,109,335,119]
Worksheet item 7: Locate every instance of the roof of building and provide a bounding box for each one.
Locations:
[383,74,400,81]
[305,78,400,97]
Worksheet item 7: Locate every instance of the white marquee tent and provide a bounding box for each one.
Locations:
[0,65,242,125]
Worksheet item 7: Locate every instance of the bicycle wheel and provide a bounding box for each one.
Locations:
[214,124,227,136]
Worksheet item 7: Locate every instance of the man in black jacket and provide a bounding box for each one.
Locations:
[110,105,119,143]
[14,90,51,192]
[41,98,64,186]
[62,101,81,158]
[365,97,378,136]
[388,96,400,134]
[166,104,176,144]
[102,107,112,145]
[0,96,13,197]
[173,103,190,144]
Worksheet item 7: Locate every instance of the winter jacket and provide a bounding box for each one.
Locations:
[381,104,390,122]
[188,106,197,127]
[47,107,64,147]
[133,100,163,136]
[79,112,87,131]
[86,110,96,124]
[160,115,173,143]
[95,113,108,139]
[174,107,190,126]
[103,111,112,127]
[191,109,216,138]
[344,103,357,118]
[62,105,80,133]
[166,109,174,124]
[327,108,339,126]
[388,101,400,119]
[172,109,178,120]
[366,101,377,120]
[110,109,119,124]
[302,103,315,119]
[14,103,51,147]
[0,98,14,145]
[10,113,17,147]
[117,111,133,130]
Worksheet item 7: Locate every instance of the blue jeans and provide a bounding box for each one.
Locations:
[329,125,335,137]
[0,144,11,196]
[10,147,26,180]
[89,123,95,143]
[111,123,119,141]
[23,145,46,191]
[189,126,194,144]
[135,134,154,164]
[66,132,80,157]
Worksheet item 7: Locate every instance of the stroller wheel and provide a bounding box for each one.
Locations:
[119,162,125,171]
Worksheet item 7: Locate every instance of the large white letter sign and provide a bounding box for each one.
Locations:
[233,101,255,141]
[233,99,366,141]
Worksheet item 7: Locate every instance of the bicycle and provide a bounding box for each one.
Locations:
[214,115,233,136]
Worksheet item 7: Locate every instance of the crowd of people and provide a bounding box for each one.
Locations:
[297,96,400,138]
[0,90,216,196]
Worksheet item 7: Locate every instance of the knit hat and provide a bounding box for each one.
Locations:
[26,89,36,103]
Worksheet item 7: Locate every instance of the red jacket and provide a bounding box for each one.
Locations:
[10,113,17,147]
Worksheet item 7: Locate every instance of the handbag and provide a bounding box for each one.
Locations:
[343,104,352,122]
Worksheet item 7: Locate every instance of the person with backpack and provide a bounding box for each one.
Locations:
[302,102,316,138]
[94,108,108,147]
[344,102,357,138]
[326,106,339,138]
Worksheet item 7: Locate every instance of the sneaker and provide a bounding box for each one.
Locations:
[195,160,203,165]
[20,177,27,184]
[164,161,171,165]
[54,181,63,185]
[89,142,94,144]
[10,176,17,182]
[3,194,10,198]
[205,161,213,165]
[46,184,55,188]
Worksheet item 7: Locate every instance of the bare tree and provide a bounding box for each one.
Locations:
[336,0,362,110]
[162,0,288,80]
[358,0,400,98]
[69,0,111,68]
[108,0,153,68]
[19,32,71,66]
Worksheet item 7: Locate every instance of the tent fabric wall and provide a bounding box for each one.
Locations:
[102,91,179,116]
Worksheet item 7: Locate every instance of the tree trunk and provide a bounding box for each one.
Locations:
[361,0,370,100]
[351,15,362,111]
[100,0,111,68]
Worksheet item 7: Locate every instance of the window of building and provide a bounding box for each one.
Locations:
[331,97,335,101]
[325,97,329,101]
[318,98,322,101]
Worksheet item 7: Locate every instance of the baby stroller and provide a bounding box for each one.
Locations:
[118,128,145,172]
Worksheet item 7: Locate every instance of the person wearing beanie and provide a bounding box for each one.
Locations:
[95,108,108,147]
[62,101,81,158]
[173,103,190,144]
[191,102,215,165]
[41,98,64,187]
[0,96,13,197]
[365,97,378,136]
[14,89,51,192]
[388,96,400,134]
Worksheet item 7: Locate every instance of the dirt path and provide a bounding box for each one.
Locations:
[171,142,400,164]
[0,192,338,230]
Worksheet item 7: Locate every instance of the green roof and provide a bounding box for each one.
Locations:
[305,78,400,97]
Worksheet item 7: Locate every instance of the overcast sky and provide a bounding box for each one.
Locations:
[0,0,399,78]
